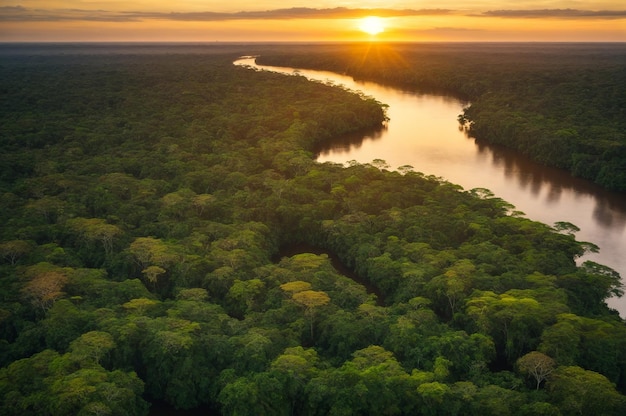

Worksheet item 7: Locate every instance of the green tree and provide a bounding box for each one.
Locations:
[69,331,116,366]
[226,278,265,318]
[417,382,450,416]
[291,290,330,339]
[128,237,179,270]
[428,258,476,317]
[547,366,626,415]
[539,313,626,384]
[21,263,69,313]
[0,240,32,265]
[66,218,123,258]
[218,373,289,416]
[517,351,556,390]
[466,290,566,362]
[557,261,623,315]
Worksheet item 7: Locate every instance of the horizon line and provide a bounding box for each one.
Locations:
[2,40,626,44]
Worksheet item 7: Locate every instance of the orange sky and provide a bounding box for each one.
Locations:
[1,1,625,42]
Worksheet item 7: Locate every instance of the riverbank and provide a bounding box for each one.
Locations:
[245,53,626,316]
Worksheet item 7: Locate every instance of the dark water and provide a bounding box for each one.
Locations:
[236,57,626,316]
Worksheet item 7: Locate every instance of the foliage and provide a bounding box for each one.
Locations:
[0,44,624,415]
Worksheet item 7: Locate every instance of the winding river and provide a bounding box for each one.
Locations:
[235,57,626,316]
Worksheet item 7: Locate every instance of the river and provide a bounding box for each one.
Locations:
[235,57,626,316]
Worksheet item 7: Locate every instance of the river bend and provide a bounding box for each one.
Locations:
[235,57,626,316]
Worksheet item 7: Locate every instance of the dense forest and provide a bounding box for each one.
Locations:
[1,44,626,415]
[257,43,626,192]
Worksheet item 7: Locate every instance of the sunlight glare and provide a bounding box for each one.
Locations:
[359,16,385,36]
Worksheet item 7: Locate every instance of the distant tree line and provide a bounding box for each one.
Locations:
[0,47,625,415]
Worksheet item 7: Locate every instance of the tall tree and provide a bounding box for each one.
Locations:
[517,351,556,390]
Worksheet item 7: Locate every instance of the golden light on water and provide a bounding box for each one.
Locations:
[358,16,385,36]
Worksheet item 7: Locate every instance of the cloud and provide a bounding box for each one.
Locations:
[0,6,453,23]
[0,6,139,22]
[480,9,626,19]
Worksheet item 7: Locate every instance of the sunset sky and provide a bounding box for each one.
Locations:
[1,1,625,42]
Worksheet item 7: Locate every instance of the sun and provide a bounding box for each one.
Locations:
[359,16,385,36]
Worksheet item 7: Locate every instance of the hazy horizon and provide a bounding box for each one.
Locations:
[2,1,625,42]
